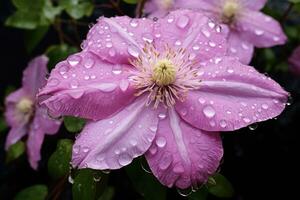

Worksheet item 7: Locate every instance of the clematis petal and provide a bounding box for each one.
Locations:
[39,51,136,121]
[146,108,223,189]
[22,55,48,96]
[289,46,300,76]
[34,106,61,135]
[27,124,45,170]
[72,97,165,170]
[236,10,287,47]
[178,0,220,12]
[5,89,28,126]
[176,57,289,131]
[5,124,27,150]
[241,0,267,10]
[227,31,254,64]
[83,16,153,64]
[155,10,227,62]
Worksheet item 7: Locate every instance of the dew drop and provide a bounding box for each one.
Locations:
[82,147,90,153]
[112,65,123,75]
[149,125,158,132]
[175,40,182,46]
[83,58,95,69]
[159,155,172,170]
[106,42,113,48]
[130,19,139,27]
[243,117,251,123]
[68,175,74,184]
[119,79,129,92]
[59,65,68,75]
[118,153,132,166]
[73,145,80,154]
[98,83,117,92]
[255,29,264,36]
[48,78,60,87]
[219,120,227,128]
[68,55,81,66]
[158,113,167,120]
[198,98,206,104]
[176,15,189,29]
[177,187,193,197]
[156,137,167,148]
[142,33,154,43]
[262,104,269,110]
[70,80,79,89]
[249,123,258,131]
[127,46,140,58]
[203,106,216,118]
[208,21,215,29]
[109,48,116,57]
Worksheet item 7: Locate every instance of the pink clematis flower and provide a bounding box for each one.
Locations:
[144,0,287,64]
[5,56,61,170]
[39,10,288,189]
[289,46,300,76]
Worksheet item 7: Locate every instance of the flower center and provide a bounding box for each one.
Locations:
[16,98,33,114]
[159,0,174,10]
[152,59,176,86]
[130,44,201,108]
[222,0,240,23]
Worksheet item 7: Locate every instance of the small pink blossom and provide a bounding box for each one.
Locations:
[289,46,300,76]
[5,56,61,170]
[39,10,288,189]
[144,0,287,64]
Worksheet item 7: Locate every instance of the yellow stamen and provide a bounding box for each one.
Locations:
[152,59,176,86]
[160,0,174,10]
[223,0,239,19]
[16,98,33,114]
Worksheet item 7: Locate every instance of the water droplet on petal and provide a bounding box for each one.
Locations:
[73,145,80,154]
[98,83,117,92]
[149,125,157,132]
[198,98,206,104]
[119,79,129,92]
[59,65,68,75]
[82,147,90,153]
[70,80,79,89]
[219,120,227,128]
[48,78,60,87]
[159,155,172,170]
[177,187,193,197]
[68,55,81,66]
[112,65,123,75]
[142,33,154,43]
[118,153,132,166]
[262,104,269,110]
[208,21,215,29]
[83,58,95,69]
[156,137,167,148]
[255,29,264,36]
[109,48,116,57]
[130,19,139,27]
[158,113,167,120]
[249,123,258,131]
[127,46,140,58]
[176,15,189,29]
[243,117,251,123]
[203,106,216,118]
[68,175,74,184]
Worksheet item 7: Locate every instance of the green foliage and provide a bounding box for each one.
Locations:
[289,0,300,4]
[207,174,234,198]
[59,0,94,19]
[14,185,48,200]
[6,141,25,163]
[98,187,115,200]
[48,139,73,180]
[64,116,86,133]
[125,158,167,200]
[5,0,61,29]
[72,169,109,200]
[0,116,8,133]
[122,0,138,4]
[46,44,78,69]
[24,26,49,53]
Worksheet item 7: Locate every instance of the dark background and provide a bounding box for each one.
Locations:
[1,0,300,199]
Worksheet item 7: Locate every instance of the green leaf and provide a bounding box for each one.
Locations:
[207,174,234,198]
[66,2,94,19]
[24,26,49,53]
[122,0,138,4]
[98,187,115,200]
[0,116,8,133]
[72,169,109,200]
[64,116,86,133]
[14,185,48,200]
[125,158,166,200]
[12,0,45,12]
[6,141,25,163]
[48,139,73,180]
[189,188,208,200]
[46,44,78,69]
[5,11,41,29]
[289,0,300,4]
